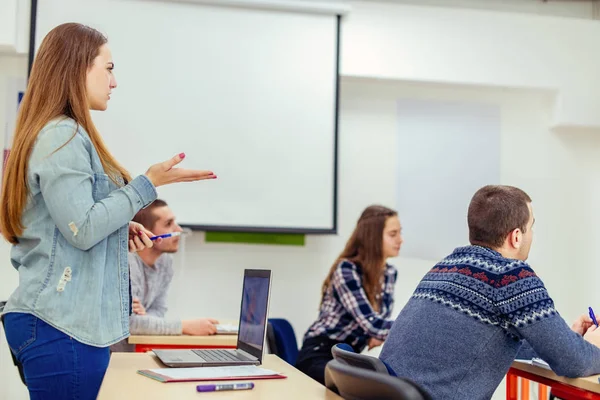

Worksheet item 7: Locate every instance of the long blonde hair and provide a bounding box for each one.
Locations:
[321,205,397,312]
[0,23,131,243]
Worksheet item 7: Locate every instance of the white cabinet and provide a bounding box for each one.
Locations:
[0,0,30,55]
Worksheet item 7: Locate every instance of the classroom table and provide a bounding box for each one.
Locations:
[98,352,342,400]
[507,361,600,400]
[128,334,238,352]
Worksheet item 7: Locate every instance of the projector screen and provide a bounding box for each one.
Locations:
[32,0,340,233]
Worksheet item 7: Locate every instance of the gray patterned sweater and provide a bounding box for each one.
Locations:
[380,245,600,400]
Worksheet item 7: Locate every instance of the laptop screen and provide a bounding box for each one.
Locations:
[236,269,271,360]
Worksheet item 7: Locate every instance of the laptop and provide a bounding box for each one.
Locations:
[153,269,272,367]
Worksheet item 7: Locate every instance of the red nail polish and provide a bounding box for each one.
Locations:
[138,232,143,236]
[179,152,185,159]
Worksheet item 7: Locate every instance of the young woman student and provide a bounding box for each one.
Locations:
[295,205,403,384]
[0,23,216,399]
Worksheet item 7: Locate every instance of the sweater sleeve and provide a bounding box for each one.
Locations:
[496,270,600,378]
[128,254,181,335]
[515,340,539,360]
[129,314,183,335]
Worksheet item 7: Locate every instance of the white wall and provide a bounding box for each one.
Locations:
[375,0,597,19]
[0,0,30,55]
[342,1,600,127]
[0,1,18,53]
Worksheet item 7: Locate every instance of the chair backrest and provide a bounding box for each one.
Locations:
[325,359,432,400]
[265,322,278,355]
[0,301,27,386]
[266,318,298,365]
[331,343,391,375]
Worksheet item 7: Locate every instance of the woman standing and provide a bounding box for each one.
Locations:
[0,23,215,399]
[295,205,403,385]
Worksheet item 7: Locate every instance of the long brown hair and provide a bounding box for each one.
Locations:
[321,205,398,311]
[0,23,131,243]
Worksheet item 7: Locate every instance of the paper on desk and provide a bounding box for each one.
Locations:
[532,358,551,369]
[515,358,551,370]
[216,323,239,333]
[153,366,277,379]
[138,365,286,382]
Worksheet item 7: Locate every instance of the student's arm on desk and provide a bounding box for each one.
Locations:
[498,277,600,377]
[129,314,183,335]
[130,314,219,336]
[514,317,600,377]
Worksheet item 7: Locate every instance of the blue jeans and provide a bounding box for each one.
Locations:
[3,312,110,400]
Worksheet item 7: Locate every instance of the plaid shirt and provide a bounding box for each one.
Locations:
[304,260,397,349]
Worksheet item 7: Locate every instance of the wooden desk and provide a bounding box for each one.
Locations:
[508,361,600,400]
[98,353,342,400]
[128,334,238,352]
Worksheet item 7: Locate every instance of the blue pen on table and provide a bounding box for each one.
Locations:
[149,232,182,241]
[196,382,254,393]
[589,306,598,327]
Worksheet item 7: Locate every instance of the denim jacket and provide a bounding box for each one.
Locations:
[1,117,157,347]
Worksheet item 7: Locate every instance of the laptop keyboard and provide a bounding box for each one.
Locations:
[192,349,250,362]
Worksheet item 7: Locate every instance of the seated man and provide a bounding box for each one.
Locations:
[129,199,218,336]
[380,185,600,400]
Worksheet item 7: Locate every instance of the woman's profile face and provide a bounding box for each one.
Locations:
[382,216,403,259]
[86,44,117,111]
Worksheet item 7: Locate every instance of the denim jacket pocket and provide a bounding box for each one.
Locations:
[92,173,111,201]
[3,313,38,356]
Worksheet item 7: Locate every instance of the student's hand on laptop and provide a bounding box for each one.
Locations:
[584,325,600,348]
[182,318,219,336]
[132,297,146,315]
[571,314,595,336]
[367,338,384,350]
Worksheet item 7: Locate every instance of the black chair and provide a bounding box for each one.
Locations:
[266,321,279,355]
[331,343,392,375]
[0,301,26,386]
[324,359,432,400]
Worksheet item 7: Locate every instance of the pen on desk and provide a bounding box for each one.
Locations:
[196,382,255,392]
[149,232,182,241]
[589,307,599,327]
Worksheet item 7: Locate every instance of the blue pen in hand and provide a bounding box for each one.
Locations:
[149,232,182,241]
[589,307,598,327]
[197,382,254,392]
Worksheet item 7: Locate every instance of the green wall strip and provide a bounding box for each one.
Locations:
[205,231,305,246]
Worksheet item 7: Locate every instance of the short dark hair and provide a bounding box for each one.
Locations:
[132,199,168,231]
[468,185,532,248]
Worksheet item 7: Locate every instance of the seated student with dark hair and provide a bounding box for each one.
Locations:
[128,200,218,336]
[380,185,600,400]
